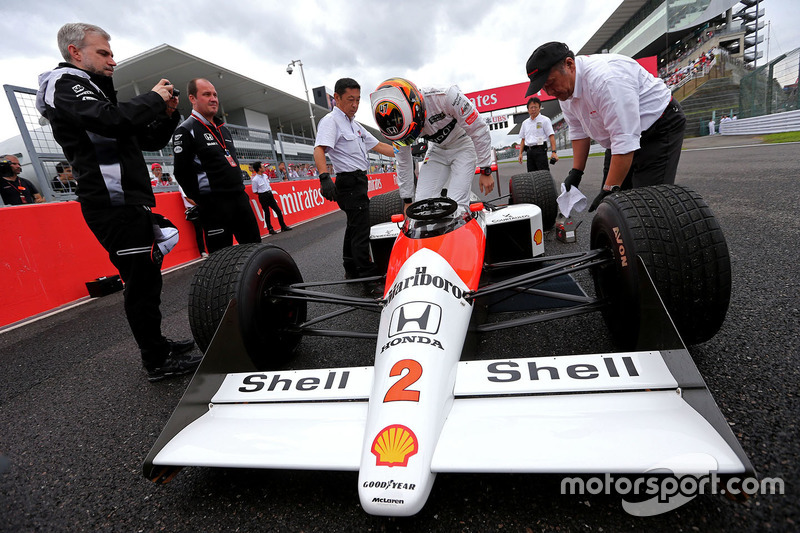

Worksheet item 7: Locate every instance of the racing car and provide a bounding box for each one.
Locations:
[144,172,753,517]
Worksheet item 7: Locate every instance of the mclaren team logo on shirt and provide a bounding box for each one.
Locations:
[456,98,479,125]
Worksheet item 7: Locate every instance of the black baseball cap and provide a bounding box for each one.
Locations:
[525,42,572,96]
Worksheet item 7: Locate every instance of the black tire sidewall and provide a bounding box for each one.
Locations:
[590,200,641,348]
[235,246,305,368]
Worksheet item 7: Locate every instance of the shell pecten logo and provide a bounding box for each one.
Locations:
[371,424,418,467]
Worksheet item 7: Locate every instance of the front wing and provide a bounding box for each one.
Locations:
[144,264,753,483]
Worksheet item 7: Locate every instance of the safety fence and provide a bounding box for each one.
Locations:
[719,108,800,135]
[738,47,800,119]
[0,173,398,328]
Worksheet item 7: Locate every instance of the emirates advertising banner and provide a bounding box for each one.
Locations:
[464,56,658,114]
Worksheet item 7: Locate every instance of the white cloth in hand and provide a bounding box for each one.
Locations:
[557,183,587,218]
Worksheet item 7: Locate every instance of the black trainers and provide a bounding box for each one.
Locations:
[281,226,293,231]
[147,352,202,382]
[167,338,195,357]
[268,229,278,235]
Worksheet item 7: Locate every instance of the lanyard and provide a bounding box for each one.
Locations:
[192,113,228,151]
[3,178,29,203]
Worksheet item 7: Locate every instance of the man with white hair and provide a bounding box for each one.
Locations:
[36,22,198,382]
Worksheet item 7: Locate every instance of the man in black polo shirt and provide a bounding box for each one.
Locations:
[173,78,261,253]
[1,155,45,205]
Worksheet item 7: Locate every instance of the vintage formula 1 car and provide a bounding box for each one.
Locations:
[144,172,753,516]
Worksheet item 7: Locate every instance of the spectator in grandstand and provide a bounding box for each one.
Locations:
[314,77,395,281]
[1,154,45,205]
[251,161,291,234]
[276,161,288,181]
[51,162,78,193]
[149,163,163,186]
[35,23,197,382]
[517,97,558,171]
[150,163,175,187]
[524,41,686,212]
[173,78,262,253]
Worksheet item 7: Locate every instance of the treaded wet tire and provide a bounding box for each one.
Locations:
[510,170,558,229]
[188,243,306,369]
[369,190,404,226]
[590,185,731,348]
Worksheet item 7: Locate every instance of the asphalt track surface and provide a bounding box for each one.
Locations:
[1,136,798,532]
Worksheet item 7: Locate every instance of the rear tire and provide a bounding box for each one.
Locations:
[188,243,306,369]
[590,185,731,348]
[510,171,558,229]
[369,190,404,226]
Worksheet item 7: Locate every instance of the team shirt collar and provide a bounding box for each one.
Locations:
[570,56,584,101]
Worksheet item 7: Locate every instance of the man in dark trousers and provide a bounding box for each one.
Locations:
[250,161,291,234]
[313,78,394,280]
[173,78,262,253]
[516,97,558,171]
[36,22,197,382]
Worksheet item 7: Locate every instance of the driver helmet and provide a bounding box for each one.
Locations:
[370,78,426,147]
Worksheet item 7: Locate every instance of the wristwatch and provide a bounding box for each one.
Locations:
[480,167,492,176]
[603,184,621,193]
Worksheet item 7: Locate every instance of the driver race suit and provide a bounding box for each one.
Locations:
[395,86,492,207]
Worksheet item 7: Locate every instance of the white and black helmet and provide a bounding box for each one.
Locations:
[370,78,426,147]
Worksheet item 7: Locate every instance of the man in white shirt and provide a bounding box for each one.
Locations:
[524,42,686,211]
[517,97,558,172]
[314,78,394,279]
[251,161,291,234]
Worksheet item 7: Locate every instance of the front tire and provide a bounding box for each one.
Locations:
[510,171,558,229]
[590,185,731,348]
[188,243,306,369]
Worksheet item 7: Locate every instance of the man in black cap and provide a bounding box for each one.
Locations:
[524,42,685,211]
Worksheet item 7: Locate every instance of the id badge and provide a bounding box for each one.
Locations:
[224,150,236,167]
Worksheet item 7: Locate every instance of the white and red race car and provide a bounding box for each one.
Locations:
[144,173,753,516]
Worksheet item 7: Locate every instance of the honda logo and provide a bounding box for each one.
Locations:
[388,302,441,337]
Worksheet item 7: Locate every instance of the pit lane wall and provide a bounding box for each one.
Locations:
[0,173,397,328]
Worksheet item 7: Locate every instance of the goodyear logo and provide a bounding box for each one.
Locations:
[371,425,418,467]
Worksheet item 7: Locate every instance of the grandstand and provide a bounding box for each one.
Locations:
[505,0,776,144]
